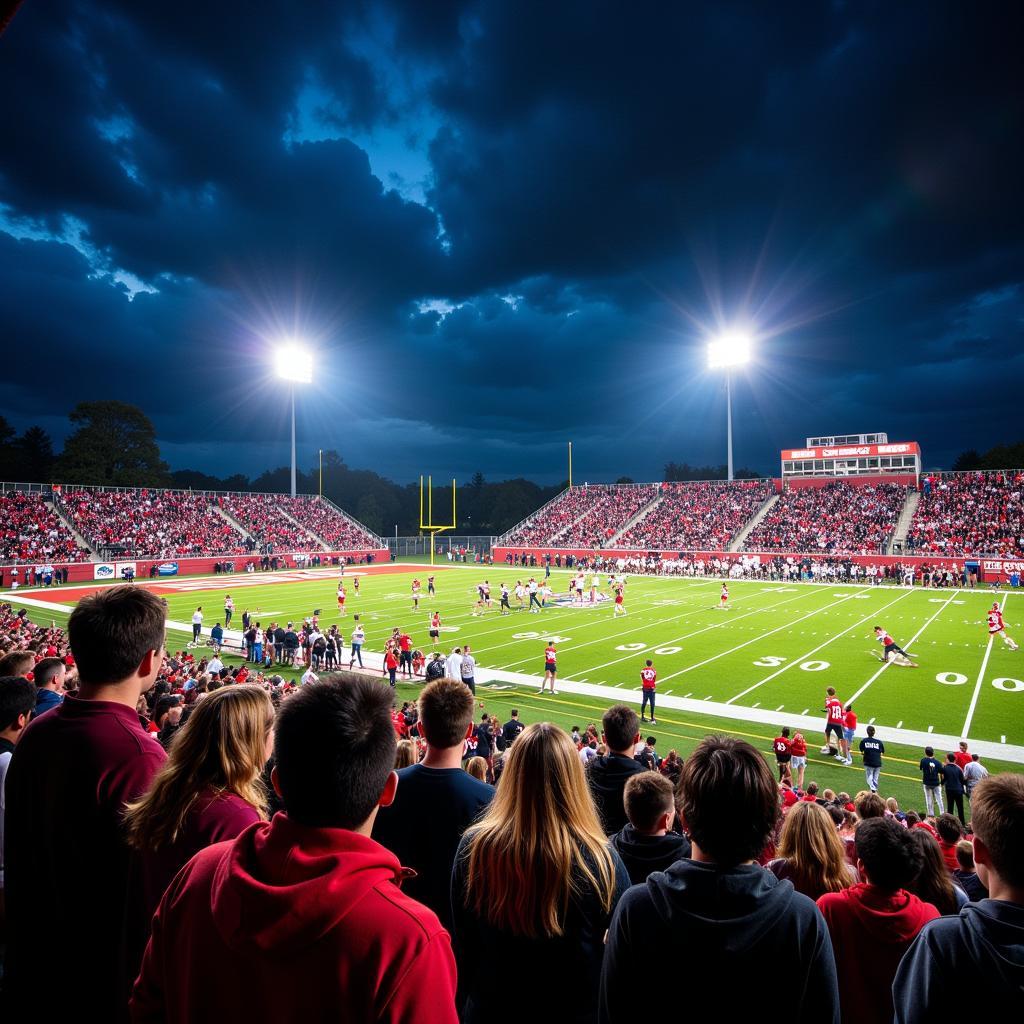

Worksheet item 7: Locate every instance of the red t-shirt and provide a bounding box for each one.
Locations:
[790,736,807,757]
[773,736,792,759]
[384,651,399,670]
[399,634,412,652]
[953,750,971,770]
[844,710,857,730]
[640,667,657,689]
[825,697,844,723]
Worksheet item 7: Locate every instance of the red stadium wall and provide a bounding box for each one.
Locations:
[0,550,390,584]
[492,546,994,576]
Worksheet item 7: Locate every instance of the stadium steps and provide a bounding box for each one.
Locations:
[730,493,780,551]
[888,487,921,554]
[210,502,254,544]
[496,487,569,545]
[50,495,100,559]
[274,507,327,550]
[605,491,664,546]
[317,495,386,547]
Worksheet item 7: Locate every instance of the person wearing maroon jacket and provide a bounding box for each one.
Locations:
[772,726,793,781]
[639,659,657,723]
[4,586,169,1022]
[130,674,458,1024]
[817,817,939,1024]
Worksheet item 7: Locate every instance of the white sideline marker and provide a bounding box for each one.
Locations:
[928,725,934,733]
[868,717,876,725]
[897,720,903,728]
[775,704,785,711]
[1002,736,1007,744]
[802,708,809,715]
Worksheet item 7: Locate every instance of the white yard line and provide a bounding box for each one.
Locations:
[654,593,862,685]
[555,589,822,680]
[961,592,1009,738]
[725,588,916,704]
[496,584,772,670]
[845,590,963,707]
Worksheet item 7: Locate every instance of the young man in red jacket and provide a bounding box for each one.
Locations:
[816,816,939,1024]
[130,673,458,1024]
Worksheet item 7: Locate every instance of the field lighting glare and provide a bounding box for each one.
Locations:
[707,332,752,369]
[275,342,313,384]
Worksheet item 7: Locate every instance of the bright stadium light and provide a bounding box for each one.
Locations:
[274,341,314,497]
[707,332,752,369]
[707,331,753,481]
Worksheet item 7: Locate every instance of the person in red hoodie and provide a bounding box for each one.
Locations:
[934,812,963,872]
[817,817,939,1024]
[130,672,458,1024]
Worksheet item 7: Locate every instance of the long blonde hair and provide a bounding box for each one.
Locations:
[125,685,273,851]
[776,800,852,897]
[461,722,617,938]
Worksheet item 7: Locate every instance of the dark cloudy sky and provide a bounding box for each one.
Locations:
[1,1,1021,483]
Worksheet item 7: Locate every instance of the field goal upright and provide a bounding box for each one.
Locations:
[419,475,456,566]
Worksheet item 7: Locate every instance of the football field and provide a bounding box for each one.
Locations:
[17,562,1024,807]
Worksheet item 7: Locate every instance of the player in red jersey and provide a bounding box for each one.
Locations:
[772,727,793,781]
[336,582,346,615]
[719,583,729,609]
[640,659,657,723]
[539,641,558,695]
[987,603,1019,650]
[820,686,846,756]
[428,611,441,649]
[872,625,917,666]
[613,583,626,617]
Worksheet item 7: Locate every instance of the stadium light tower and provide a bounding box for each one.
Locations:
[707,332,751,482]
[274,342,314,497]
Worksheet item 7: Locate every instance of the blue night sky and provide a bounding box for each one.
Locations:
[1,1,1021,483]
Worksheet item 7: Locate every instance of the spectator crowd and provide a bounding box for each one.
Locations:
[906,471,1024,557]
[0,493,89,563]
[1,587,1021,1022]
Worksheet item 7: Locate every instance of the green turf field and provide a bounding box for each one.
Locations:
[22,563,1024,812]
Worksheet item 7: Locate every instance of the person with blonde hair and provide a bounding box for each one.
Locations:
[465,755,488,782]
[452,722,629,1024]
[123,685,274,972]
[768,800,857,901]
[395,738,418,769]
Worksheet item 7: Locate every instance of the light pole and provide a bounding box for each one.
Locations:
[274,343,313,497]
[707,332,751,482]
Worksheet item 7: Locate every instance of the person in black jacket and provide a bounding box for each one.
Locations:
[586,704,645,835]
[941,752,966,825]
[600,736,840,1023]
[424,652,446,681]
[501,708,525,747]
[611,772,690,884]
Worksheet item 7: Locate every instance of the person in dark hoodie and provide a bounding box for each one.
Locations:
[816,816,939,1024]
[586,703,645,835]
[611,771,690,884]
[599,735,839,1024]
[130,673,458,1024]
[893,774,1024,1020]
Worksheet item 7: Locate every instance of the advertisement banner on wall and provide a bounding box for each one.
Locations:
[94,563,116,580]
[982,559,1024,580]
[156,561,179,576]
[115,561,138,580]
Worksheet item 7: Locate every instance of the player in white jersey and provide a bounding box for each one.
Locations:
[987,604,1019,650]
[590,573,600,603]
[514,581,526,609]
[719,583,729,609]
[574,572,585,604]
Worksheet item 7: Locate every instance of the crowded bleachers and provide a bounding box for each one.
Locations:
[277,496,379,548]
[0,492,89,562]
[743,481,907,554]
[502,484,616,546]
[555,484,658,547]
[59,489,248,558]
[618,479,775,550]
[216,492,321,550]
[906,470,1024,557]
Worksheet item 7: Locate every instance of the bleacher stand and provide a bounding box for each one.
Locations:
[277,496,378,549]
[216,493,320,550]
[0,493,90,563]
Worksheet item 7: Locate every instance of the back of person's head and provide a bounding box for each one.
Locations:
[945,752,956,764]
[781,726,790,738]
[273,673,395,829]
[971,774,1024,889]
[826,804,845,827]
[602,704,639,752]
[806,782,819,796]
[855,791,886,820]
[777,800,850,895]
[677,735,778,866]
[33,657,64,689]
[462,722,615,938]
[623,771,674,832]
[68,585,167,685]
[0,676,36,733]
[125,685,273,850]
[885,797,900,814]
[936,812,963,843]
[395,738,418,769]
[0,651,34,678]
[906,829,958,914]
[866,725,876,737]
[418,676,474,749]
[465,756,488,782]
[925,746,934,757]
[855,817,923,892]
[955,840,976,872]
